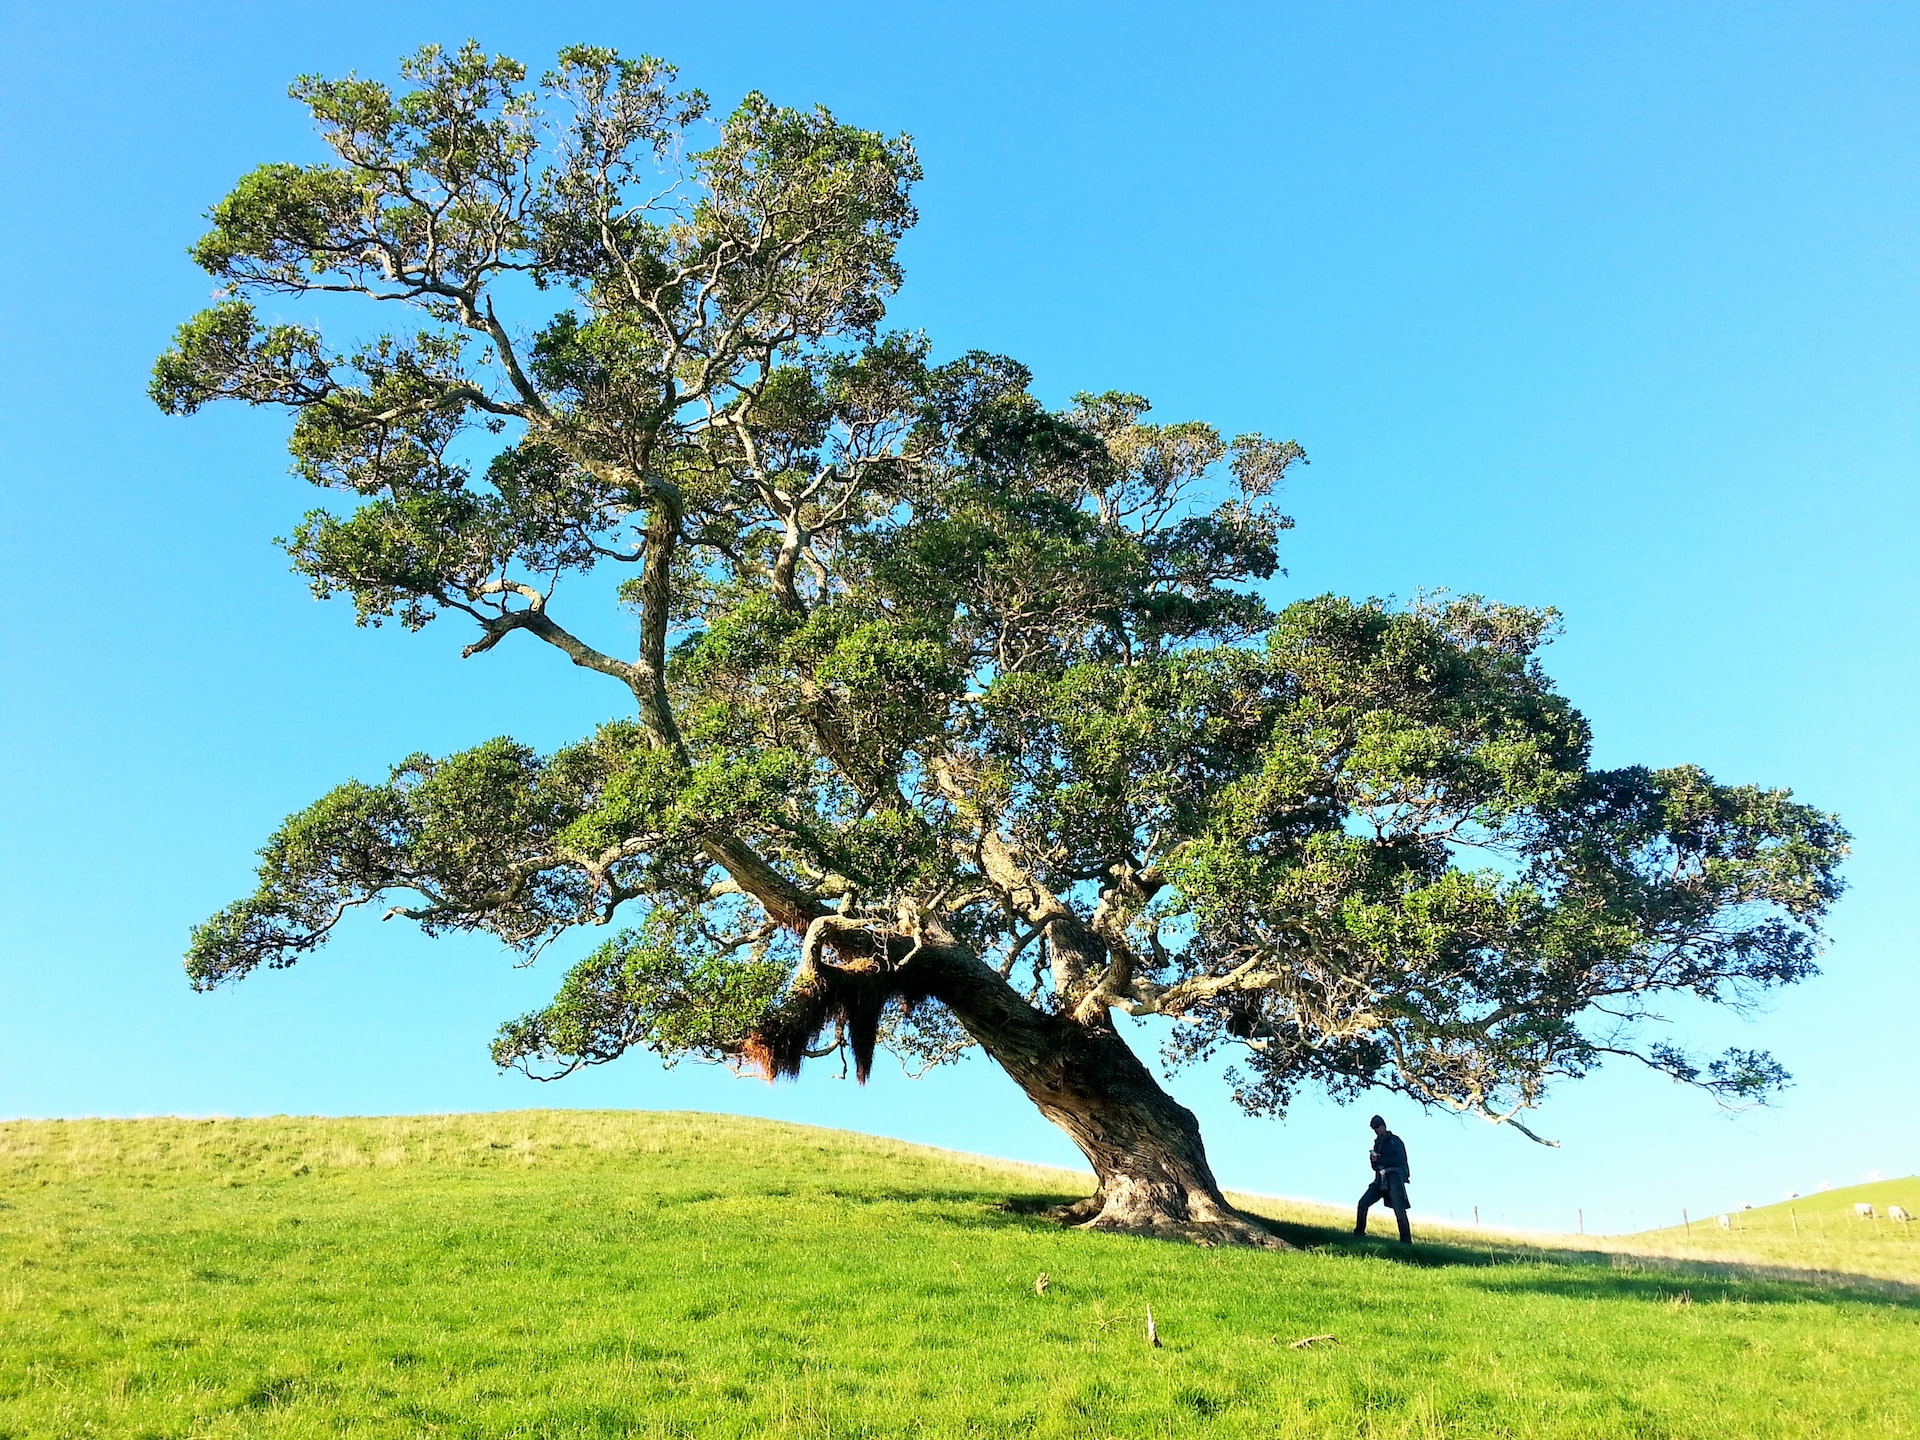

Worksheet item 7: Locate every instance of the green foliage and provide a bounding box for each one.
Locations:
[149,300,331,414]
[693,92,921,340]
[1155,598,1840,1118]
[158,39,1844,1147]
[195,44,540,296]
[976,649,1282,877]
[492,916,792,1076]
[187,162,377,284]
[153,38,918,629]
[188,730,677,986]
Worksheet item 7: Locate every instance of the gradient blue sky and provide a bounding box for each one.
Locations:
[2,1,1915,1232]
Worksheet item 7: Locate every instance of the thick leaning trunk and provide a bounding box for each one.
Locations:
[921,946,1286,1248]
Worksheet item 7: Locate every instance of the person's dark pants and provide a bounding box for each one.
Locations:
[1356,1169,1412,1243]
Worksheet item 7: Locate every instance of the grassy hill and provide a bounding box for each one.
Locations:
[2,1111,1916,1438]
[1579,1178,1920,1283]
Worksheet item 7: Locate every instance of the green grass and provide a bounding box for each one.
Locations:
[1,1111,1916,1438]
[1574,1178,1920,1284]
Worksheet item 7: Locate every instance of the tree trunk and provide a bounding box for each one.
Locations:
[920,945,1287,1248]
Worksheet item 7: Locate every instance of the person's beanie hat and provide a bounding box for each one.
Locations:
[1368,1114,1386,1128]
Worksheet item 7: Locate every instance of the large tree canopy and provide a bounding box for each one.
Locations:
[157,42,1847,1244]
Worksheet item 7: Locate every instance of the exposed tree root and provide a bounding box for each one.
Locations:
[1046,1193,1291,1249]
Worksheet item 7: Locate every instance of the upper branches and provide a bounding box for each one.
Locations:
[153,39,920,669]
[185,725,828,988]
[1142,597,1847,1126]
[163,40,1845,1125]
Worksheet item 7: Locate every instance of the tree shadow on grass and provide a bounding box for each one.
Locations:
[995,1192,1085,1218]
[976,1191,1920,1310]
[1257,1214,1920,1309]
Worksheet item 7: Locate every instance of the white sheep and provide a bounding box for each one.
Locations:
[1889,1205,1911,1223]
[1854,1202,1876,1219]
[1717,1214,1731,1229]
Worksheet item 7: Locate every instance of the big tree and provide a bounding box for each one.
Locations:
[156,43,1847,1245]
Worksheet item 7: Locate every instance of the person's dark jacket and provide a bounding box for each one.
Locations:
[1369,1130,1410,1179]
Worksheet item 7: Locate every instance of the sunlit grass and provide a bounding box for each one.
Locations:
[1,1110,1915,1438]
[1570,1179,1920,1284]
[1228,1177,1920,1291]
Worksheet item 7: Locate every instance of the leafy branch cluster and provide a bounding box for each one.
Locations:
[161,42,1847,1131]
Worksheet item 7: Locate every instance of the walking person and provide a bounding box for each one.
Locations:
[1355,1114,1413,1243]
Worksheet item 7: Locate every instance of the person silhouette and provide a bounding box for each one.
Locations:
[1355,1114,1412,1243]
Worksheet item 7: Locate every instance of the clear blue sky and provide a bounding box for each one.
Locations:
[2,0,1915,1233]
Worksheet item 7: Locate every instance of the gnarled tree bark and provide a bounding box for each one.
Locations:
[747,932,1280,1246]
[916,945,1287,1248]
